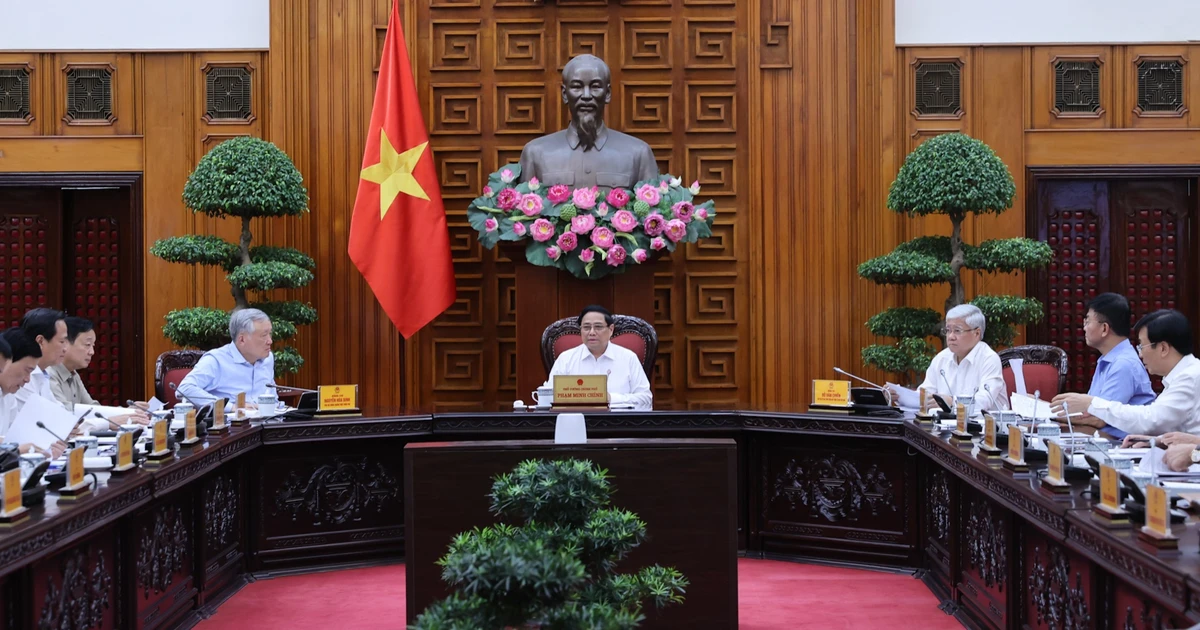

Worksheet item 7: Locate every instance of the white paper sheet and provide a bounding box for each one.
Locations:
[74,404,133,419]
[6,395,80,449]
[886,382,919,408]
[147,397,165,412]
[1009,358,1028,395]
[1010,392,1052,419]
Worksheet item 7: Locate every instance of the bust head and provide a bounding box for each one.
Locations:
[561,54,611,151]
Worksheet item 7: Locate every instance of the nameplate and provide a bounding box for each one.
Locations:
[553,375,609,406]
[318,385,360,413]
[212,398,227,429]
[236,392,246,409]
[2,468,21,515]
[1047,440,1064,482]
[114,432,135,471]
[1145,483,1171,537]
[811,380,851,407]
[152,419,169,455]
[1100,464,1121,511]
[984,415,997,449]
[1007,425,1025,463]
[956,403,966,433]
[918,387,926,412]
[67,447,85,489]
[183,410,198,444]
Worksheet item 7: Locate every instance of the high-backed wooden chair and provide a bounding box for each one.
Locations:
[155,349,206,406]
[998,344,1068,401]
[540,315,657,378]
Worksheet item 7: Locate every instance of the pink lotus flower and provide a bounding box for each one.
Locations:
[689,180,701,195]
[500,168,515,184]
[658,181,669,193]
[512,221,527,237]
[484,218,498,232]
[571,213,596,234]
[632,248,648,263]
[606,188,631,208]
[650,236,668,250]
[547,184,571,204]
[579,248,595,263]
[695,207,709,221]
[669,176,682,187]
[546,245,561,260]
[636,184,661,207]
[596,202,609,217]
[528,177,540,191]
[556,231,578,252]
[591,227,615,249]
[643,213,666,237]
[518,193,544,217]
[496,188,520,210]
[482,186,494,198]
[671,201,695,223]
[606,244,627,266]
[531,218,556,242]
[572,186,599,210]
[611,210,638,232]
[664,219,687,243]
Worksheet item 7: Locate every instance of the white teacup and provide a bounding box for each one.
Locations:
[531,386,554,408]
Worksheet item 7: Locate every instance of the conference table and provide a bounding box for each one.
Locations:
[0,406,1196,629]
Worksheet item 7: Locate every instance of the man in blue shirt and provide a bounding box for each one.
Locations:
[1051,293,1155,438]
[178,308,276,409]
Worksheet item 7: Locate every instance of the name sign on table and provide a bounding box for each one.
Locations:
[211,398,227,432]
[236,392,246,409]
[1002,425,1028,473]
[811,380,851,407]
[182,410,199,445]
[1100,464,1121,511]
[58,447,91,498]
[0,468,27,523]
[318,385,360,414]
[955,403,966,432]
[149,418,171,459]
[1145,484,1171,537]
[553,375,609,406]
[984,415,996,448]
[1047,440,1063,481]
[113,432,135,472]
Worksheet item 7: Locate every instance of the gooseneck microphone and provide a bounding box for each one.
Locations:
[93,412,123,430]
[939,368,956,400]
[833,367,885,390]
[36,421,68,444]
[983,384,1002,412]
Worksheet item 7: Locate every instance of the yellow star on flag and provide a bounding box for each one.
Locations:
[360,128,429,219]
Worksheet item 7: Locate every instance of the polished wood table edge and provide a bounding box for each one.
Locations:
[260,413,433,443]
[403,437,739,451]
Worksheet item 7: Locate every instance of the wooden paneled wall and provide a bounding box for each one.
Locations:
[6,2,1200,408]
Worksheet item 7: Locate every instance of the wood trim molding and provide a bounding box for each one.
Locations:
[0,136,143,172]
[1025,129,1200,166]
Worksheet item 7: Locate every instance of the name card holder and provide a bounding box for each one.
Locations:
[976,414,1003,459]
[58,447,91,500]
[209,398,229,434]
[1137,483,1178,552]
[915,387,935,423]
[180,410,201,447]
[317,385,361,416]
[552,375,610,409]
[1002,425,1028,473]
[146,419,173,463]
[950,402,973,444]
[1040,440,1071,495]
[111,432,137,474]
[232,393,249,424]
[809,379,852,413]
[0,468,28,525]
[1091,464,1130,528]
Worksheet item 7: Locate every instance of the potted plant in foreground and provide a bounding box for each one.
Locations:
[412,458,688,630]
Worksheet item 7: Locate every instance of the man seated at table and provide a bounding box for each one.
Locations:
[888,304,1008,413]
[1053,309,1200,437]
[0,329,65,456]
[13,308,70,407]
[178,308,276,410]
[544,305,652,411]
[1050,293,1154,438]
[50,316,150,428]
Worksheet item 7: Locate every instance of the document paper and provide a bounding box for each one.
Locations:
[6,395,79,450]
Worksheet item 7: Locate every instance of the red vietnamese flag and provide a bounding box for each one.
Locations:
[349,0,455,339]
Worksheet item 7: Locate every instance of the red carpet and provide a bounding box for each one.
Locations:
[198,559,961,629]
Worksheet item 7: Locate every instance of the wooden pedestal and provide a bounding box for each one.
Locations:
[509,243,656,402]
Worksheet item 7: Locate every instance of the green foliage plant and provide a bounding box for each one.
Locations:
[858,133,1053,383]
[412,458,688,630]
[149,137,314,376]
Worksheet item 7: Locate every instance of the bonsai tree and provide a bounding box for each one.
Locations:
[857,133,1052,384]
[150,137,315,376]
[412,458,688,630]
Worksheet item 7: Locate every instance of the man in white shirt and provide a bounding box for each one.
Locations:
[0,328,64,456]
[544,305,653,410]
[13,308,70,408]
[1061,309,1200,437]
[887,304,1008,413]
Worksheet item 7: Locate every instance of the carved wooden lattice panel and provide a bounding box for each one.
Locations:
[1046,206,1104,393]
[1,215,51,327]
[415,0,749,410]
[72,217,121,403]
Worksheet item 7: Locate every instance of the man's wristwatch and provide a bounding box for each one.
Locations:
[1190,447,1200,464]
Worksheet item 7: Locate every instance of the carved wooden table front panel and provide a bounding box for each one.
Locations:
[958,487,1011,629]
[131,491,195,630]
[30,528,116,630]
[196,463,244,606]
[1020,525,1095,630]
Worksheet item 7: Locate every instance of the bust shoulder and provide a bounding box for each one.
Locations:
[522,130,570,153]
[606,128,652,151]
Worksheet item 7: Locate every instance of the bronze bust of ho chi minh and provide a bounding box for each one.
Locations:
[517,54,659,189]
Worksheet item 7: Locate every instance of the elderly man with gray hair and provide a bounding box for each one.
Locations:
[177,308,275,409]
[888,304,1009,412]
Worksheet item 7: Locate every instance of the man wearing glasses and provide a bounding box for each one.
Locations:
[1050,293,1154,439]
[544,305,652,411]
[890,304,1008,412]
[1052,309,1200,437]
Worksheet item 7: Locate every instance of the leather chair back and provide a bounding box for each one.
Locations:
[541,315,657,378]
[998,344,1068,401]
[155,349,206,406]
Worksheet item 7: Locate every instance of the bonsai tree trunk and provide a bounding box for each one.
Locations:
[232,216,253,309]
[945,210,965,315]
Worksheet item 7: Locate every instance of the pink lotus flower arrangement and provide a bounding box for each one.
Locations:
[468,164,716,279]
